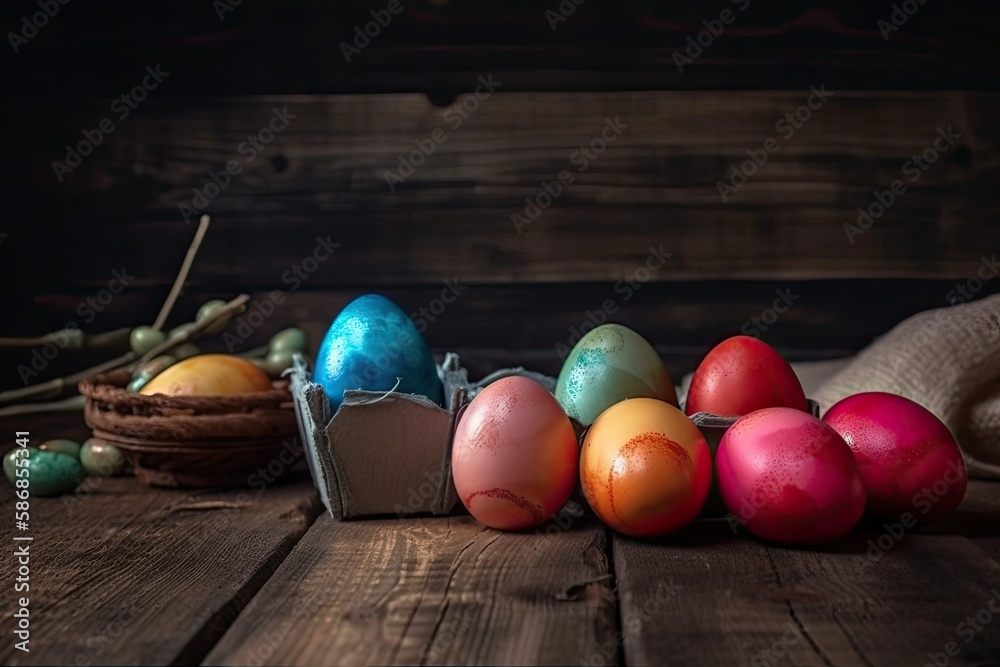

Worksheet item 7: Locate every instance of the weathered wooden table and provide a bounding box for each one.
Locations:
[3,413,999,666]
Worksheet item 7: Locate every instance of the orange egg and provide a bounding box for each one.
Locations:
[139,354,272,396]
[581,398,712,537]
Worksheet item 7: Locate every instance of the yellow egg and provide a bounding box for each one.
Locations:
[139,354,272,396]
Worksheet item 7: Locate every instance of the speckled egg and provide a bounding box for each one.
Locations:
[716,407,865,543]
[823,392,967,524]
[555,324,678,426]
[580,398,712,537]
[4,448,84,497]
[452,376,578,530]
[314,294,444,412]
[685,335,808,417]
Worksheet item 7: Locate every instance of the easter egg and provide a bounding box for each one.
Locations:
[39,439,82,459]
[4,448,84,497]
[140,354,272,396]
[716,407,865,543]
[80,438,127,476]
[580,398,712,537]
[452,376,578,530]
[4,447,37,481]
[686,336,808,417]
[555,324,678,426]
[313,294,443,412]
[823,392,967,524]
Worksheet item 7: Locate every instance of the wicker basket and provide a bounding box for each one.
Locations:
[79,369,300,488]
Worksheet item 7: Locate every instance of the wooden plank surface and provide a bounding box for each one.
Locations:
[0,415,323,667]
[206,513,618,666]
[613,480,1000,666]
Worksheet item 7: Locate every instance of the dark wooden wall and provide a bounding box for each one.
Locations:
[2,1,999,390]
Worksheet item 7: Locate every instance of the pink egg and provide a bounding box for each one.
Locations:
[716,407,865,543]
[451,376,578,530]
[823,392,967,524]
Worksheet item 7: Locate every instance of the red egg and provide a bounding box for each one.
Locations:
[716,407,865,543]
[451,377,578,530]
[685,336,808,417]
[823,392,967,524]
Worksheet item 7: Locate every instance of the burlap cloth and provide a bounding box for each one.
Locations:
[813,294,1000,479]
[678,295,1000,479]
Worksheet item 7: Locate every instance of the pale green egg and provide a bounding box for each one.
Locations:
[554,323,678,426]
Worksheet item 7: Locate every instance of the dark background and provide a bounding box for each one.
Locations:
[1,0,998,392]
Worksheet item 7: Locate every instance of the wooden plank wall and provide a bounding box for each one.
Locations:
[2,2,999,392]
[4,90,999,388]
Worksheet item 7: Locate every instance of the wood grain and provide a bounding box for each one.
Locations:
[0,415,322,666]
[206,514,618,666]
[613,481,1000,666]
[4,2,997,94]
[10,91,998,295]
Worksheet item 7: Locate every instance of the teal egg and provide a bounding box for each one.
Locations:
[313,294,444,411]
[555,324,679,426]
[4,447,37,481]
[4,449,84,497]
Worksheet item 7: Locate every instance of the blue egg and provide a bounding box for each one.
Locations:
[313,294,444,411]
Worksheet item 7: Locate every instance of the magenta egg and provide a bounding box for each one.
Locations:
[451,376,579,531]
[823,392,967,524]
[716,407,865,543]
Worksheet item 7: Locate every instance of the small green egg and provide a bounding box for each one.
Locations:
[4,447,37,481]
[4,449,84,497]
[130,326,166,356]
[265,350,294,375]
[196,299,231,335]
[80,438,127,476]
[269,328,308,354]
[38,439,82,459]
[172,343,200,361]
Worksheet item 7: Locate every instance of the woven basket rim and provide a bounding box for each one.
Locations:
[79,368,292,411]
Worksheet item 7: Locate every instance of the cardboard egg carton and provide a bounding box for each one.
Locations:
[289,352,821,520]
[288,353,553,520]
